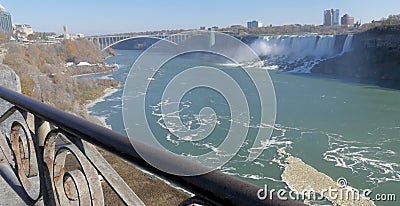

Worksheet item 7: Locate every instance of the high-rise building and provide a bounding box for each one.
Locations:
[247,20,262,28]
[341,14,355,27]
[332,9,340,25]
[324,10,333,26]
[0,5,12,34]
[324,9,340,26]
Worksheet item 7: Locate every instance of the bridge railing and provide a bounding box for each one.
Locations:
[0,86,305,206]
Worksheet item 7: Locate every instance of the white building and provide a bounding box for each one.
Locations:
[70,33,85,39]
[14,24,34,38]
[77,62,91,66]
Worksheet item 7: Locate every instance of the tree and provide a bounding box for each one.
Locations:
[383,14,400,25]
[64,39,78,62]
[0,33,7,43]
[27,34,34,41]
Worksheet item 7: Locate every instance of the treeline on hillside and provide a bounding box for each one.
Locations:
[221,14,400,36]
[5,39,109,66]
[381,14,400,25]
[221,24,366,36]
[3,39,120,121]
[239,24,357,36]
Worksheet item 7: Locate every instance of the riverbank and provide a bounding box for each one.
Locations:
[86,87,119,128]
[68,64,119,77]
[71,70,113,78]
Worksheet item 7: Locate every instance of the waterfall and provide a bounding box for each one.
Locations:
[250,34,354,73]
[340,35,353,55]
[314,35,336,57]
[252,35,338,58]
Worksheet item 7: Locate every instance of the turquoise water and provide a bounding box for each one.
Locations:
[87,50,399,205]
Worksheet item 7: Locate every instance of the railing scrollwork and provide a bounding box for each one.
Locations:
[44,131,104,205]
[10,120,40,201]
[0,105,145,205]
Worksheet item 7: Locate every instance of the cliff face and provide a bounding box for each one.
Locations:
[0,64,21,111]
[0,64,22,135]
[311,26,400,80]
[0,64,21,93]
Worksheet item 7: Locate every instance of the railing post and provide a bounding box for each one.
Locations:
[36,119,50,147]
[35,118,57,205]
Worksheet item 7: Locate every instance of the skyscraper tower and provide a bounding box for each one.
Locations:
[63,25,70,40]
[323,9,340,26]
[332,9,340,25]
[324,10,333,26]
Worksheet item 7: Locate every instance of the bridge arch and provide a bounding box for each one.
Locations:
[101,36,177,51]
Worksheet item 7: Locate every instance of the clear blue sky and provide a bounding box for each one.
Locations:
[1,0,399,35]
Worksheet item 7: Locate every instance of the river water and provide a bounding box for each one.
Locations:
[87,49,399,205]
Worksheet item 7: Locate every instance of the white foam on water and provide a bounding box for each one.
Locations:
[150,93,399,188]
[165,133,179,145]
[86,88,119,109]
[86,87,120,130]
[254,161,265,167]
[95,114,112,130]
[323,131,400,185]
[99,74,113,79]
[261,65,279,70]
[220,166,283,182]
[246,123,399,188]
[217,63,242,67]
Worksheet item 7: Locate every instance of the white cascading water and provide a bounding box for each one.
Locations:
[340,34,353,55]
[251,34,353,73]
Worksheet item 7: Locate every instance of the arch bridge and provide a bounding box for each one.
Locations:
[87,33,191,50]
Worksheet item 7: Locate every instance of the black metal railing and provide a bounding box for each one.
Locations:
[0,86,305,206]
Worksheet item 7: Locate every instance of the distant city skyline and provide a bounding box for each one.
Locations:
[1,0,399,35]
